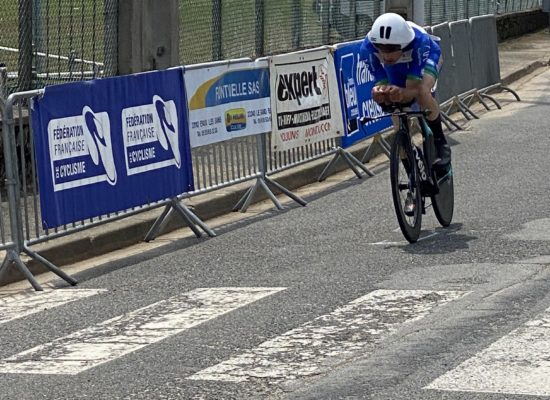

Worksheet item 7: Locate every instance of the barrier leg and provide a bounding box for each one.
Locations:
[500,86,521,101]
[475,92,493,111]
[318,151,342,181]
[341,149,375,177]
[483,83,521,102]
[23,247,78,286]
[257,178,283,210]
[233,185,256,212]
[480,92,502,110]
[171,204,202,238]
[378,135,392,154]
[235,179,260,213]
[0,255,10,278]
[441,111,463,131]
[265,177,307,206]
[144,204,172,242]
[0,250,43,291]
[361,134,391,163]
[173,202,216,237]
[234,175,305,212]
[458,98,479,119]
[146,199,215,240]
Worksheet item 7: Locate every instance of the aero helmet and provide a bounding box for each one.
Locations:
[367,13,415,50]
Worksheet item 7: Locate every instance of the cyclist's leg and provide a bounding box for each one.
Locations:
[414,73,451,166]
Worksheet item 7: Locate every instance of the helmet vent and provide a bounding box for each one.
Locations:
[379,26,393,39]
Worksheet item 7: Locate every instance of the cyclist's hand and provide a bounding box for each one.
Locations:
[387,86,404,103]
[372,85,390,105]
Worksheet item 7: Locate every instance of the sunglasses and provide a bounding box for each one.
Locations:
[373,43,402,53]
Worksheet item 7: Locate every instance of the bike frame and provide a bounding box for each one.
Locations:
[393,110,437,192]
[362,105,452,191]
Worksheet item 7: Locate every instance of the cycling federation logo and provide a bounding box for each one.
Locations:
[47,107,116,192]
[122,95,180,175]
[83,106,117,185]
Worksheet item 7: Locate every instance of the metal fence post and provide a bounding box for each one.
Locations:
[104,0,119,76]
[292,0,302,50]
[18,0,33,91]
[0,66,7,110]
[212,0,222,61]
[322,0,331,44]
[255,0,265,57]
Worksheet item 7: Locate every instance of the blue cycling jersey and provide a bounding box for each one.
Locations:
[359,22,442,88]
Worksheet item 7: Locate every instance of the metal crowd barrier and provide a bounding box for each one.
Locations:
[0,90,77,290]
[467,15,520,103]
[0,90,212,291]
[433,15,520,128]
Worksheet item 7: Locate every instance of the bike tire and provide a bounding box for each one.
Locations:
[432,164,454,227]
[390,130,422,243]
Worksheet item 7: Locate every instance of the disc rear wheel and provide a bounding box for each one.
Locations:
[390,131,422,243]
[432,164,454,227]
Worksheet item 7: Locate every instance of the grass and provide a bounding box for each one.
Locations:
[0,0,107,90]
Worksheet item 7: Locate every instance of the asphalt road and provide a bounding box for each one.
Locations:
[1,68,550,400]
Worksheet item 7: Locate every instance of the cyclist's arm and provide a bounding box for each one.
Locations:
[386,80,422,103]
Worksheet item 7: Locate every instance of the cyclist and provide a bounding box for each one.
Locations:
[359,12,451,169]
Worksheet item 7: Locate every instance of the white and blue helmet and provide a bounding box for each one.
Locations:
[367,13,415,50]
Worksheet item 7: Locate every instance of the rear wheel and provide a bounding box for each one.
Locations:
[432,164,454,227]
[390,130,422,243]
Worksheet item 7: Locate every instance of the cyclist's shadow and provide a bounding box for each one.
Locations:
[398,223,477,254]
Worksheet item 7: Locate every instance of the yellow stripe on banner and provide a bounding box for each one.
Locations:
[188,76,220,110]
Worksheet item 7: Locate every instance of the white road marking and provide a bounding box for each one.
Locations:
[0,289,106,325]
[188,289,467,383]
[425,306,550,396]
[369,240,409,246]
[0,287,285,375]
[418,232,439,241]
[369,232,439,245]
[505,218,550,241]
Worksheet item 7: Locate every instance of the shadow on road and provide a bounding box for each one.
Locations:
[398,223,478,255]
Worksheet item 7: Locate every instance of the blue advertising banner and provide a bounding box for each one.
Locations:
[333,40,392,148]
[32,67,194,228]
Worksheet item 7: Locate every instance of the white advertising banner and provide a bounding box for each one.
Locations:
[185,60,271,148]
[269,47,343,152]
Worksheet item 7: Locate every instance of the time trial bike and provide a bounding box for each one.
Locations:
[362,104,454,243]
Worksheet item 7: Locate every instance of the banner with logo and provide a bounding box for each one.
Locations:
[32,68,194,228]
[269,47,343,152]
[333,40,392,148]
[185,60,271,148]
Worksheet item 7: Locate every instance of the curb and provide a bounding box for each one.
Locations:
[501,60,548,86]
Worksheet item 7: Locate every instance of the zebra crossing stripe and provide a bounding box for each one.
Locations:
[0,289,106,325]
[188,289,467,383]
[0,287,285,375]
[425,306,550,396]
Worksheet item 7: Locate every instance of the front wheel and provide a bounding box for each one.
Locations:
[390,130,422,243]
[432,165,454,227]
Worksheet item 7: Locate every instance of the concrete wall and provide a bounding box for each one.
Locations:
[496,8,549,42]
[118,0,180,75]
